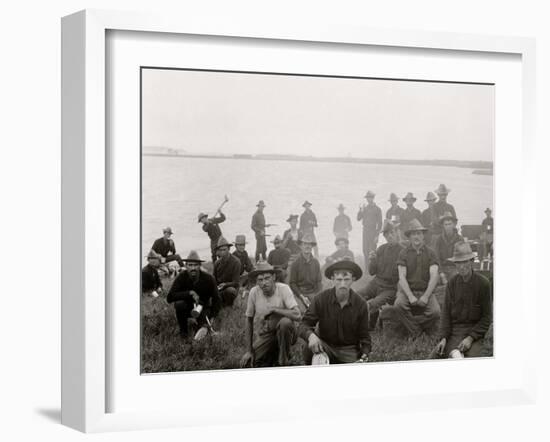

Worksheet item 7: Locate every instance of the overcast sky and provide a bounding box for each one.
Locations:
[142,68,494,161]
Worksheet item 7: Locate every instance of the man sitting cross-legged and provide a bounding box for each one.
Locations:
[381,218,441,337]
[299,259,371,365]
[431,242,492,359]
[166,251,221,338]
[240,262,301,368]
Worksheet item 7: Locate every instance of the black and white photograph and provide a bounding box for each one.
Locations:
[140,67,494,373]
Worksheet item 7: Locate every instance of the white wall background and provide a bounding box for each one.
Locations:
[0,1,547,440]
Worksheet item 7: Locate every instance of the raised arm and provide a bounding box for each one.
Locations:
[211,212,226,224]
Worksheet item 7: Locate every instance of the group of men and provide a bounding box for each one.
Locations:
[141,182,494,365]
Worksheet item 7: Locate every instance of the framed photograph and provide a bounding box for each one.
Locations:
[61,9,536,432]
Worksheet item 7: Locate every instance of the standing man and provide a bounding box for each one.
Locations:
[151,227,185,267]
[433,184,457,236]
[213,236,241,307]
[142,250,163,297]
[357,190,383,269]
[422,191,439,247]
[289,233,323,310]
[166,251,221,338]
[400,192,423,229]
[251,200,268,262]
[361,220,403,329]
[232,234,253,275]
[267,234,292,281]
[299,201,319,258]
[480,208,494,259]
[299,259,370,365]
[240,262,301,368]
[198,211,226,263]
[386,193,404,222]
[282,214,302,258]
[434,212,463,284]
[432,242,492,359]
[386,219,440,337]
[333,203,352,240]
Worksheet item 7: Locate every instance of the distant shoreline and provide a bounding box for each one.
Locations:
[143,151,493,170]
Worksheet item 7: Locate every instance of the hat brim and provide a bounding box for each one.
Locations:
[214,243,234,250]
[247,268,281,280]
[198,215,208,222]
[448,253,475,262]
[182,259,205,263]
[439,215,458,225]
[404,227,428,237]
[297,240,317,247]
[324,260,363,280]
[403,198,417,202]
[286,217,298,222]
[334,237,349,245]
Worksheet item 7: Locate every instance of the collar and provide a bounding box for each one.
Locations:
[407,243,426,253]
[331,288,356,307]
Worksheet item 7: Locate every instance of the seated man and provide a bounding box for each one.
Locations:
[233,234,253,275]
[299,259,370,365]
[431,242,492,359]
[361,220,403,329]
[289,233,323,310]
[434,211,463,284]
[240,262,301,368]
[166,251,221,338]
[151,227,185,268]
[267,234,291,281]
[141,250,163,297]
[383,219,440,337]
[213,236,242,307]
[325,237,355,265]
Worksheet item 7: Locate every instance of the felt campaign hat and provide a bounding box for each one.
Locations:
[197,212,208,222]
[424,192,437,202]
[247,261,281,280]
[402,192,417,203]
[297,233,317,246]
[364,190,376,198]
[447,241,476,262]
[302,200,313,208]
[234,234,247,245]
[163,226,173,234]
[439,211,458,225]
[271,234,283,244]
[182,250,205,263]
[484,208,492,214]
[334,236,349,246]
[214,236,233,250]
[404,218,428,237]
[146,250,162,260]
[337,203,346,210]
[286,214,299,222]
[324,257,363,280]
[435,183,451,195]
[256,200,266,208]
[388,193,399,202]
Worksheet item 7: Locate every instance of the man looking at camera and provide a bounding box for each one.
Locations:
[431,242,492,359]
[240,262,301,368]
[299,259,371,365]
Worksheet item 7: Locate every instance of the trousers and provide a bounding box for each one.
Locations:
[253,317,297,367]
[174,300,212,336]
[390,287,441,336]
[220,287,238,307]
[255,234,267,262]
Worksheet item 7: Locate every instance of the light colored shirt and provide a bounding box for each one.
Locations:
[245,282,298,333]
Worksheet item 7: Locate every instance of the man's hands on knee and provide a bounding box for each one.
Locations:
[457,336,473,353]
[308,333,324,354]
[435,338,447,356]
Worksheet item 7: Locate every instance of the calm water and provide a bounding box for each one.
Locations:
[142,156,493,264]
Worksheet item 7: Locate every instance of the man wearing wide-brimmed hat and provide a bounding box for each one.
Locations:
[166,251,221,338]
[326,237,356,266]
[359,220,404,329]
[213,236,241,307]
[299,259,370,365]
[282,214,302,257]
[299,200,319,258]
[431,242,492,359]
[240,262,301,368]
[333,203,352,240]
[198,210,226,263]
[150,227,185,268]
[141,250,163,296]
[480,208,494,259]
[433,211,463,284]
[251,200,270,262]
[383,218,440,337]
[400,193,423,231]
[289,233,322,310]
[232,234,253,276]
[357,190,383,268]
[267,234,291,281]
[433,184,457,233]
[421,191,439,246]
[386,192,404,224]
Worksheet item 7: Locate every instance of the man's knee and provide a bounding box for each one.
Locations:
[277,317,293,331]
[222,287,238,306]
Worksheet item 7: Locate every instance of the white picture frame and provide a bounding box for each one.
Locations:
[61,9,537,433]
